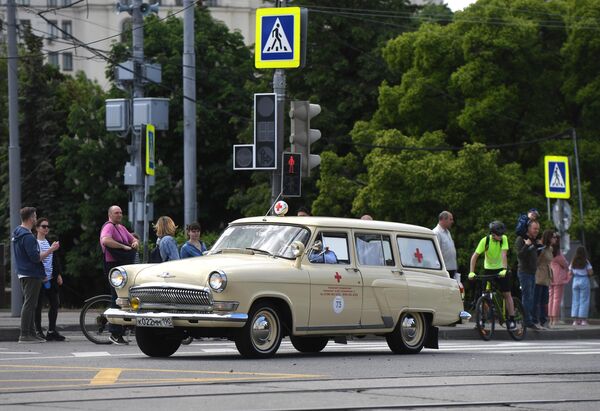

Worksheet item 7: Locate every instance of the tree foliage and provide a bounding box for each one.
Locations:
[313,0,600,271]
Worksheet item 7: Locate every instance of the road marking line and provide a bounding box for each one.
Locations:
[200,348,239,353]
[0,352,41,355]
[72,352,111,357]
[90,368,122,385]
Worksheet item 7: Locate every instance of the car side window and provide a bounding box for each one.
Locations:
[396,236,442,270]
[355,234,394,266]
[309,232,349,264]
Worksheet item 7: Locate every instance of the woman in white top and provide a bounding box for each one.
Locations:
[34,218,65,341]
[569,246,594,326]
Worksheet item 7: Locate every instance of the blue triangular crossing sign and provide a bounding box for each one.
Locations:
[263,18,292,53]
[550,163,566,189]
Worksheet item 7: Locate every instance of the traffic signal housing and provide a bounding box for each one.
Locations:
[289,100,321,177]
[254,93,277,169]
[282,152,302,197]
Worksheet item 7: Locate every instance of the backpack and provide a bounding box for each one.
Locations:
[149,239,163,263]
[515,213,529,237]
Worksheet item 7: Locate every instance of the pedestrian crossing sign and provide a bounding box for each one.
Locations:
[544,156,570,199]
[255,7,301,69]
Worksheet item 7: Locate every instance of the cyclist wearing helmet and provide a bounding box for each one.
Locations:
[468,221,516,330]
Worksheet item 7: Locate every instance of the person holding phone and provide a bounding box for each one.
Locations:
[34,217,65,341]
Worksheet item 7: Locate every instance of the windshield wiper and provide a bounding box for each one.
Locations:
[245,247,274,257]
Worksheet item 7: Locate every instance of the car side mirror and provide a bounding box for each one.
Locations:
[291,241,305,269]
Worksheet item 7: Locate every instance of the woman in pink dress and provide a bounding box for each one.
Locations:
[549,233,571,327]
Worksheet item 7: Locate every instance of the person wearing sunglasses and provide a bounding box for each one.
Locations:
[34,217,65,341]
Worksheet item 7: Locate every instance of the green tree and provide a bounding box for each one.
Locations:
[55,73,128,301]
[107,7,255,231]
[234,0,423,214]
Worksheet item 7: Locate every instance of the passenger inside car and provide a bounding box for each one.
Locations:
[308,240,338,264]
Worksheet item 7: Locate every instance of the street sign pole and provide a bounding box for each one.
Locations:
[272,69,285,206]
[572,129,586,248]
[271,0,287,207]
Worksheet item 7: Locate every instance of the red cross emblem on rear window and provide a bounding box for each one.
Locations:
[334,272,342,283]
[414,248,423,263]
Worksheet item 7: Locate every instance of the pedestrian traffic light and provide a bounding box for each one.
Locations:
[282,152,302,197]
[289,100,321,177]
[254,93,277,169]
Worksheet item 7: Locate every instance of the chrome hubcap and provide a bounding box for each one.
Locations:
[251,310,278,351]
[400,314,422,347]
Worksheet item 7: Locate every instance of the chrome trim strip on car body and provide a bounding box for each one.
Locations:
[295,324,390,332]
[137,303,213,312]
[104,308,248,323]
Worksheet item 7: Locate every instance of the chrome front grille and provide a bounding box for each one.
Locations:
[130,286,213,311]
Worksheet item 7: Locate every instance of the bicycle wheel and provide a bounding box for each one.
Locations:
[80,295,113,345]
[475,296,495,341]
[507,298,527,341]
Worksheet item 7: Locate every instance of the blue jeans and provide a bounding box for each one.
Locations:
[518,272,536,326]
[571,276,591,319]
[533,284,549,325]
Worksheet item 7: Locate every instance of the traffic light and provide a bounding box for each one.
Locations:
[254,93,277,169]
[289,100,321,177]
[282,152,302,197]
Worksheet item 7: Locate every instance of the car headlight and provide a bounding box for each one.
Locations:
[208,270,227,293]
[109,267,128,289]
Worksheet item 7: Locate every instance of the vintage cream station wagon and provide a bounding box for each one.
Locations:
[105,216,469,358]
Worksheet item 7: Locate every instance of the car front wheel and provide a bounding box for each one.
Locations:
[135,327,182,357]
[235,302,283,358]
[386,312,428,354]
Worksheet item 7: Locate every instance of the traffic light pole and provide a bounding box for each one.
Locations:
[270,0,287,207]
[131,0,145,237]
[183,0,197,227]
[271,68,286,206]
[7,0,23,316]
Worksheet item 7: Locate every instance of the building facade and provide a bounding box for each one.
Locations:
[1,0,265,88]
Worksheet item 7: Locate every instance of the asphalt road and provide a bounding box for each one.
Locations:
[1,333,599,410]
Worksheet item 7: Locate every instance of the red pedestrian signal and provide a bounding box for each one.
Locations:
[282,152,301,197]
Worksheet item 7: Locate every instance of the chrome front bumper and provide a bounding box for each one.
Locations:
[104,308,248,328]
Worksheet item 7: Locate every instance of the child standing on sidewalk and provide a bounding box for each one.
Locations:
[569,246,594,326]
[549,233,570,327]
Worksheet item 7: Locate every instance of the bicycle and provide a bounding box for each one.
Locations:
[472,273,527,341]
[80,294,126,344]
[80,294,193,345]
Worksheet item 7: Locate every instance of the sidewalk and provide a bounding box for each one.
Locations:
[1,308,599,342]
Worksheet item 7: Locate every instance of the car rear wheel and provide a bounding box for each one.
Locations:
[289,336,329,353]
[135,327,182,357]
[235,302,282,358]
[386,312,428,354]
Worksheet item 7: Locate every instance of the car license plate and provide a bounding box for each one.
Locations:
[137,317,173,328]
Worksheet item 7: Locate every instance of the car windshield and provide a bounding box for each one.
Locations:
[210,224,311,259]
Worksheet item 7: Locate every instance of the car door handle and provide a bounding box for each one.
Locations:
[345,267,359,273]
[391,269,404,275]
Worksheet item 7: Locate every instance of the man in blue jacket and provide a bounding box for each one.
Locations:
[11,207,59,343]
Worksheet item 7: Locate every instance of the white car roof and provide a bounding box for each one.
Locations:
[230,216,434,236]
